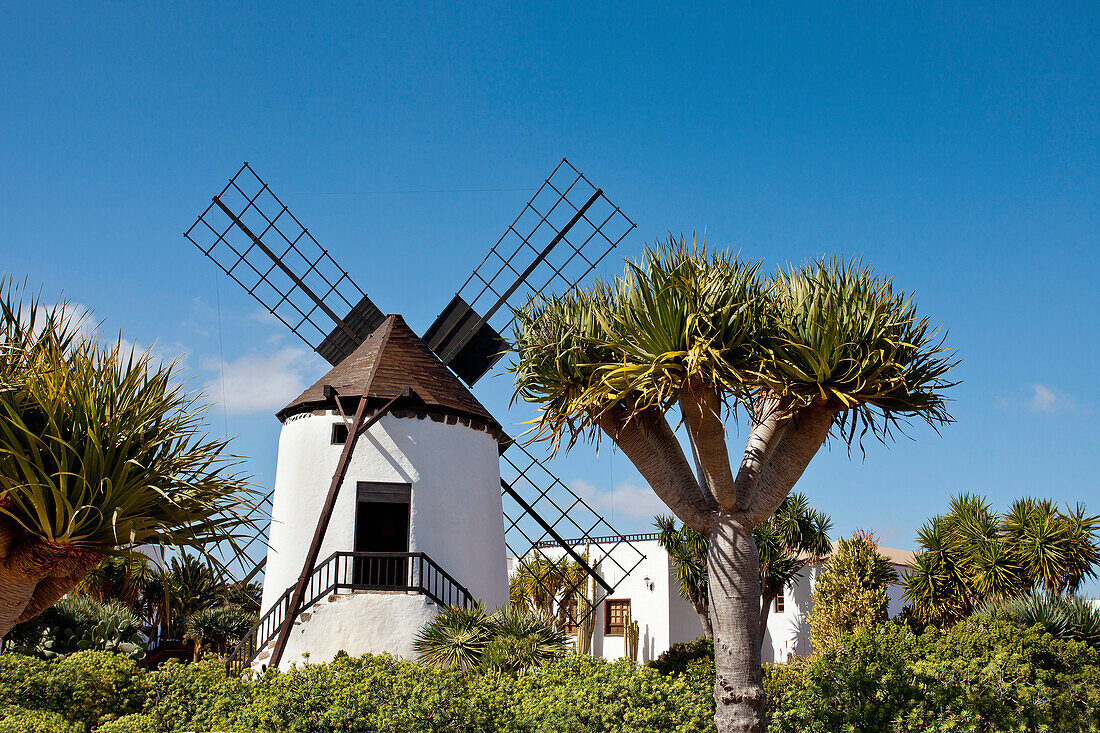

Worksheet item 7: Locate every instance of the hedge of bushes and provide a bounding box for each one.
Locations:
[1,615,1098,732]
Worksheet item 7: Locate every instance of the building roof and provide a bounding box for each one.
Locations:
[539,535,917,568]
[277,314,501,433]
[794,540,916,568]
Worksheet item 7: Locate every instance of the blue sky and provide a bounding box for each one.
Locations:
[2,3,1098,592]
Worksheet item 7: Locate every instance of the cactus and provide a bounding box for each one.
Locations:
[625,608,639,662]
[574,546,596,656]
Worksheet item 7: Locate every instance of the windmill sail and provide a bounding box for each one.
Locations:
[425,158,635,386]
[184,163,385,366]
[184,161,646,629]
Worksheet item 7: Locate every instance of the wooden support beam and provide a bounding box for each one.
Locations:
[268,387,409,669]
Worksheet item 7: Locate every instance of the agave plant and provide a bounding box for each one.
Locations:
[510,237,956,732]
[0,277,260,635]
[413,603,494,671]
[977,592,1100,650]
[9,596,148,661]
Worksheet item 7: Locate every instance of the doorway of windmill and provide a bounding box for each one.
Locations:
[354,482,411,588]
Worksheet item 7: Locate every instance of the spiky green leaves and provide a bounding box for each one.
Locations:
[0,277,258,562]
[510,236,957,452]
[904,494,1100,626]
[764,260,957,443]
[413,603,567,673]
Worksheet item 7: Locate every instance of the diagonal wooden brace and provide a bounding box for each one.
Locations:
[268,387,409,669]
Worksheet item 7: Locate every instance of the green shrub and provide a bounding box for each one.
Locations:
[765,618,1100,732]
[93,713,158,733]
[807,534,898,650]
[144,659,246,733]
[48,651,148,729]
[0,654,50,712]
[646,636,714,676]
[0,651,146,731]
[0,707,81,733]
[3,620,1100,733]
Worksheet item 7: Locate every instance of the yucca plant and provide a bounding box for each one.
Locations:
[511,236,957,732]
[977,592,1100,650]
[480,606,568,674]
[0,277,259,636]
[184,605,257,662]
[413,603,494,671]
[414,604,567,673]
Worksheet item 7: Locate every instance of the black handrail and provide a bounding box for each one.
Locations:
[532,532,661,548]
[225,551,473,675]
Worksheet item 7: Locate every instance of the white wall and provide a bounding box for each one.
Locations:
[261,410,508,656]
[270,592,439,670]
[532,539,706,664]
[761,561,911,664]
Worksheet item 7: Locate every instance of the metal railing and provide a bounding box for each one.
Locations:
[532,532,660,548]
[225,551,472,675]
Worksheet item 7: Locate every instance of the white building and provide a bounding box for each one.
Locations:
[761,543,914,663]
[257,315,509,669]
[530,537,914,664]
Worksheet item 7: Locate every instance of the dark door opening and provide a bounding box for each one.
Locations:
[353,483,410,587]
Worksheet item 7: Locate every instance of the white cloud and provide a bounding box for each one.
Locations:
[1029,384,1061,413]
[997,383,1081,414]
[203,347,322,415]
[570,479,668,521]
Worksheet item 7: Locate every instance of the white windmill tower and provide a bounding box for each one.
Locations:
[183,161,649,672]
[258,314,508,665]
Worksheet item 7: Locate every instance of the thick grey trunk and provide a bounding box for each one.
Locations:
[709,515,765,733]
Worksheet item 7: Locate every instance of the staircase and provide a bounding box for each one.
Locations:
[226,551,472,675]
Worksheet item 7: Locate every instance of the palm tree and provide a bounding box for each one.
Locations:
[655,515,712,639]
[510,238,956,732]
[508,550,589,632]
[754,494,832,643]
[183,605,256,662]
[904,494,1099,626]
[71,555,154,609]
[0,279,258,635]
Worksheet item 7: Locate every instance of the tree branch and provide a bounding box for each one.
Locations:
[599,404,715,534]
[743,403,838,526]
[679,377,738,513]
[730,397,788,512]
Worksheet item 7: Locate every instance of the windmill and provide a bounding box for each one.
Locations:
[184,160,647,670]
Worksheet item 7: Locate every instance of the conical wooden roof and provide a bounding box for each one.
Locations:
[277,314,500,431]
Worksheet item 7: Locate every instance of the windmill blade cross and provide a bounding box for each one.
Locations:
[183,161,646,632]
[184,162,384,366]
[425,158,635,386]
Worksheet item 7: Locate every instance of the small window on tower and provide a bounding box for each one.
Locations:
[775,593,785,614]
[331,423,349,444]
